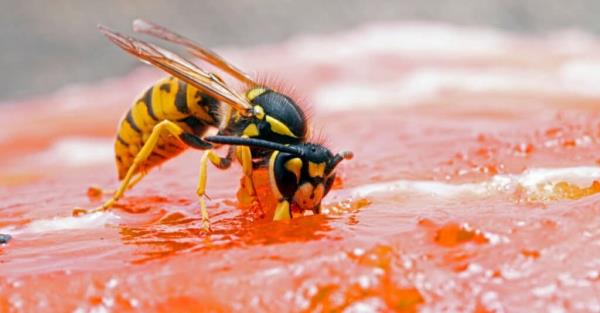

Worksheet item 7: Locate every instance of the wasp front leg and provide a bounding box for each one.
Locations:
[273,199,292,221]
[236,145,265,218]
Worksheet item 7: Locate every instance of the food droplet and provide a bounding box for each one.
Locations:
[87,185,104,201]
[561,138,576,148]
[521,249,541,259]
[434,223,488,247]
[384,288,425,312]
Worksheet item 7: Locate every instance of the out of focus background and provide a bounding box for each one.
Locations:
[3,0,600,102]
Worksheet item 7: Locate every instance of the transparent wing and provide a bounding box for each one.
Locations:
[132,19,257,87]
[98,24,254,117]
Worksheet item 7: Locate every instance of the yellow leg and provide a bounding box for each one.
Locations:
[93,172,146,196]
[196,149,232,230]
[237,145,264,218]
[74,120,190,216]
[273,200,291,221]
[126,172,146,191]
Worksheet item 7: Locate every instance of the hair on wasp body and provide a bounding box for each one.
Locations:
[73,19,352,230]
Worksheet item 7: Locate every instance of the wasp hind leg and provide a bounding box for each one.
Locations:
[87,171,147,198]
[73,120,212,216]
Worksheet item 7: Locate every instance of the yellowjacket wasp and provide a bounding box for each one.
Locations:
[75,20,352,229]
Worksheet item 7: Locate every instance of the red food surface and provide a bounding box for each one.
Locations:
[3,23,600,312]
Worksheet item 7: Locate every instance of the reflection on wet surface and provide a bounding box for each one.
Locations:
[8,24,600,310]
[119,200,335,264]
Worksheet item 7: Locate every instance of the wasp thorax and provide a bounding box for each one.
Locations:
[246,88,307,143]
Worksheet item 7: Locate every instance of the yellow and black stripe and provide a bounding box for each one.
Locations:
[114,77,221,179]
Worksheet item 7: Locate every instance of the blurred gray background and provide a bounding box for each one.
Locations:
[3,0,600,102]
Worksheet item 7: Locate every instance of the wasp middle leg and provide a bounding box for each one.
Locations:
[88,171,147,198]
[236,144,265,219]
[196,147,233,230]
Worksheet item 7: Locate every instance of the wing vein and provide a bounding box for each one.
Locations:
[132,19,257,86]
[98,24,254,117]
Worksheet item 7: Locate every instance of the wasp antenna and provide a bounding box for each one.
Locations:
[204,136,304,156]
[340,150,354,160]
[328,150,353,171]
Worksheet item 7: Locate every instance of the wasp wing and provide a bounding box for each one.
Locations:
[132,19,257,87]
[98,25,254,117]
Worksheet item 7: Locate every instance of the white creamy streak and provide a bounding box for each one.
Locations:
[32,137,114,167]
[345,166,600,201]
[0,212,120,236]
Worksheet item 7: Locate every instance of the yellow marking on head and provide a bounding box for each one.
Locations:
[292,183,324,210]
[253,105,265,120]
[246,88,267,101]
[242,123,260,137]
[284,158,303,183]
[308,162,325,178]
[266,116,298,138]
[268,151,283,199]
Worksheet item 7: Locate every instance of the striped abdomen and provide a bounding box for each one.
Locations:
[114,77,221,179]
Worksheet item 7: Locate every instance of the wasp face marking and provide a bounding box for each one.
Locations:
[292,182,325,212]
[284,157,302,183]
[308,161,325,178]
[270,143,341,213]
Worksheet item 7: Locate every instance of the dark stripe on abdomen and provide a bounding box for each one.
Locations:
[117,135,129,146]
[125,110,141,133]
[142,88,158,121]
[175,81,190,114]
[179,116,207,134]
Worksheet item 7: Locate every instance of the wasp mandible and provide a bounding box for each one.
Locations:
[75,20,352,229]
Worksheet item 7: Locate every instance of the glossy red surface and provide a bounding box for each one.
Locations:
[3,23,600,312]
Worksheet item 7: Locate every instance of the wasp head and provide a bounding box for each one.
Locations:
[270,143,352,215]
[203,135,352,218]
